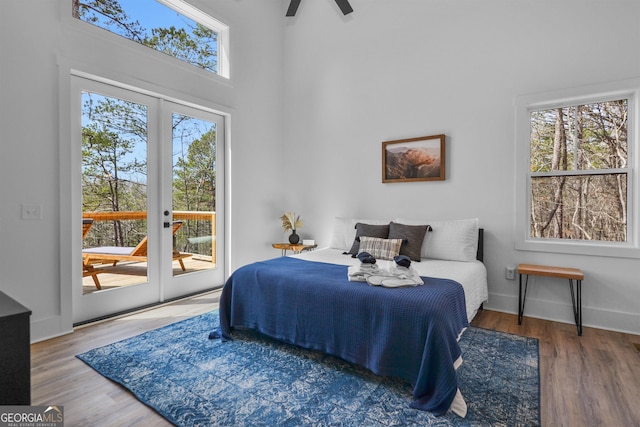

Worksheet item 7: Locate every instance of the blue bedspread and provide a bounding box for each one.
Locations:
[214,257,469,415]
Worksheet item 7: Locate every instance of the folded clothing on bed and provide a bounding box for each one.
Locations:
[393,254,412,268]
[366,264,424,287]
[348,262,423,287]
[347,263,379,281]
[357,251,377,264]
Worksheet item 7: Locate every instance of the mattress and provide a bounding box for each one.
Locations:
[291,247,489,321]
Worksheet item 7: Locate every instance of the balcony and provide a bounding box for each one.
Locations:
[82,211,216,295]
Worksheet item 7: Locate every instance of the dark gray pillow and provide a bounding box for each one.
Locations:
[347,223,390,256]
[388,222,431,261]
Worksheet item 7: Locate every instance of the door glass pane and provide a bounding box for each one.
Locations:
[81,91,149,293]
[171,113,217,276]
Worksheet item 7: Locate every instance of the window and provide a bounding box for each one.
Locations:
[72,0,229,78]
[530,99,628,241]
[515,80,640,258]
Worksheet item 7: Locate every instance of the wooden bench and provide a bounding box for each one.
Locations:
[517,263,584,335]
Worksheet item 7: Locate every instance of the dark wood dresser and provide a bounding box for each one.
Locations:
[0,291,31,405]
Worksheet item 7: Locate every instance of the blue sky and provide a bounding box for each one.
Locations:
[83,0,203,43]
[120,0,187,30]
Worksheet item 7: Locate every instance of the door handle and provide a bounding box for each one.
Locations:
[164,222,171,228]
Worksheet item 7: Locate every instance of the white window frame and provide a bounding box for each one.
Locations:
[515,78,640,258]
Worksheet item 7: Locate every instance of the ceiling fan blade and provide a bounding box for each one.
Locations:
[286,0,302,16]
[334,0,353,15]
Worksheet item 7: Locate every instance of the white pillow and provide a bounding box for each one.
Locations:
[394,218,479,262]
[329,217,389,251]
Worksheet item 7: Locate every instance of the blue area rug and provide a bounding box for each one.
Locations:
[77,311,540,426]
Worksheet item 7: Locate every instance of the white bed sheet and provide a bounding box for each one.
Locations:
[291,247,488,322]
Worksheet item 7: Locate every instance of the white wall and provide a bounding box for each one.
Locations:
[0,0,286,341]
[283,0,640,334]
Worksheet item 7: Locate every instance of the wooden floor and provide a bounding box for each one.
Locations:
[31,291,220,427]
[83,257,214,294]
[472,310,640,426]
[30,298,640,426]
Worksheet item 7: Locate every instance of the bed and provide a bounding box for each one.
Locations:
[212,217,488,417]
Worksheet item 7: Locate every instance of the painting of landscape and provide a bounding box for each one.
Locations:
[382,134,445,182]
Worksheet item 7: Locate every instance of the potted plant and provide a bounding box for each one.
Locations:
[280,212,303,244]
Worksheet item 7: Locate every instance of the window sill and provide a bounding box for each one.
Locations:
[515,238,640,259]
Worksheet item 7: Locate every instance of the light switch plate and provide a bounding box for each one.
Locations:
[21,204,43,220]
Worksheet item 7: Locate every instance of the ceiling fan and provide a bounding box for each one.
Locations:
[286,0,353,16]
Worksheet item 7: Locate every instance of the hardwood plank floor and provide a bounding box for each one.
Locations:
[30,296,640,426]
[471,310,640,426]
[30,291,220,427]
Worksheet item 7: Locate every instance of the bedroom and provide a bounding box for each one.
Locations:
[1,0,639,425]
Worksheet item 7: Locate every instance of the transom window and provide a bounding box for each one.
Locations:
[515,80,640,258]
[72,0,229,77]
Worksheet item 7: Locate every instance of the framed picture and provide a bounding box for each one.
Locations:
[382,134,446,183]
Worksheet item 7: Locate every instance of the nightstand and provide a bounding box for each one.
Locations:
[272,243,318,256]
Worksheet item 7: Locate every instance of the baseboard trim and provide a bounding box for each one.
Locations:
[31,315,74,344]
[485,292,640,336]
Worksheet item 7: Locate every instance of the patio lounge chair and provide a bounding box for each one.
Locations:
[82,218,103,289]
[82,221,192,288]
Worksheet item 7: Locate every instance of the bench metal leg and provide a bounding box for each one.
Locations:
[518,274,529,325]
[568,279,583,336]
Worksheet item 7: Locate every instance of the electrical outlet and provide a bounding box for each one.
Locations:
[505,266,516,280]
[21,204,42,220]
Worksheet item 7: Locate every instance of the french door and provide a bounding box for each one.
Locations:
[72,76,225,323]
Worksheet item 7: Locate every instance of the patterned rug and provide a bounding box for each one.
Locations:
[77,311,540,426]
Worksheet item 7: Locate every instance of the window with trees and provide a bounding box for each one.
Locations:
[72,0,229,77]
[530,99,628,241]
[515,81,640,257]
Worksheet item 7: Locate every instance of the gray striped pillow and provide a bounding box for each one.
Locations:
[358,236,403,260]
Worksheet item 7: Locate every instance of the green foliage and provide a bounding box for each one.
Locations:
[81,93,149,247]
[172,126,217,212]
[74,0,146,41]
[171,117,217,255]
[143,24,217,72]
[81,94,147,214]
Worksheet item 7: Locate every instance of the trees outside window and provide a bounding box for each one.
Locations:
[529,100,628,242]
[81,92,148,248]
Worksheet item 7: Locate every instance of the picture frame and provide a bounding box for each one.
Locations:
[382,134,446,183]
